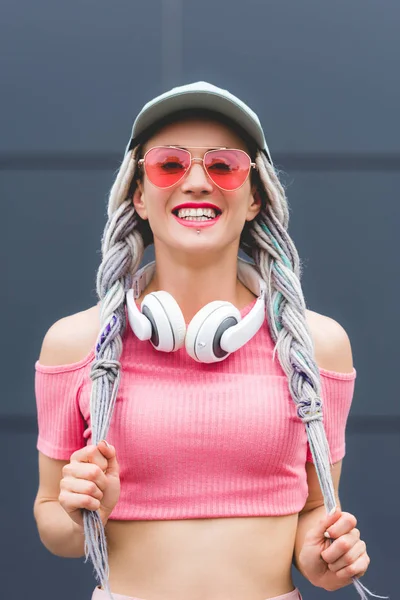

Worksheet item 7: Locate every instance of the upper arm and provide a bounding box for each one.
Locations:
[38,304,100,366]
[307,311,354,374]
[34,451,69,515]
[35,305,100,466]
[300,313,353,513]
[299,459,343,515]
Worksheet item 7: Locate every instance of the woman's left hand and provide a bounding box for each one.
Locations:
[297,508,370,592]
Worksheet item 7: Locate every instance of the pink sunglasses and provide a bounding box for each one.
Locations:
[138,146,257,191]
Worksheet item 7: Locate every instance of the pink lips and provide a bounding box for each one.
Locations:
[172,202,222,229]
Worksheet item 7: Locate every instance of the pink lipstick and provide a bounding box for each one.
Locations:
[172,202,222,229]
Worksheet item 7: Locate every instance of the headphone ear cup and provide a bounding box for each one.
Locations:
[141,291,186,352]
[185,301,241,363]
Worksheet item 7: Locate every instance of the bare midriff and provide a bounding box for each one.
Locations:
[104,513,299,600]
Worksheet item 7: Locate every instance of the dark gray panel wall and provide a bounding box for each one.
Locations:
[1,1,398,599]
[181,0,400,155]
[0,0,163,153]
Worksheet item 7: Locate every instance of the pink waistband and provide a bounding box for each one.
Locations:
[91,585,302,600]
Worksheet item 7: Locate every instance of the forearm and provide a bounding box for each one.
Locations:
[34,500,86,558]
[293,500,342,578]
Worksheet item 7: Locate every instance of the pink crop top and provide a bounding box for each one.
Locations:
[34,301,356,520]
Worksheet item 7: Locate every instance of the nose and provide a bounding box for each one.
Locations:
[180,159,214,194]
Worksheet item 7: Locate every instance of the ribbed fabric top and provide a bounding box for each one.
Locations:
[35,301,356,520]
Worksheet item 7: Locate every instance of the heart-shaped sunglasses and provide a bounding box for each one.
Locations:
[137,146,257,191]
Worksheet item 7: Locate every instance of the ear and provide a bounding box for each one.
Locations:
[132,179,148,220]
[245,187,262,222]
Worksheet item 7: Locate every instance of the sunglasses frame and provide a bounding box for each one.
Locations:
[137,146,257,191]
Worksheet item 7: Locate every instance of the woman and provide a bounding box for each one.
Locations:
[33,82,375,600]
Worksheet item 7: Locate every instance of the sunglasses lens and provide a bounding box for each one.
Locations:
[144,147,190,188]
[204,149,251,190]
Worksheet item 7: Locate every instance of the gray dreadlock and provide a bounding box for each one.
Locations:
[82,143,384,600]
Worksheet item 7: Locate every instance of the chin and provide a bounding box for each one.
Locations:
[153,224,241,257]
[174,241,224,255]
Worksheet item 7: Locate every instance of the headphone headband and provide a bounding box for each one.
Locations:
[126,258,266,362]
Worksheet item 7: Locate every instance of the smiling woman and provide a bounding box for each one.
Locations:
[33,82,375,600]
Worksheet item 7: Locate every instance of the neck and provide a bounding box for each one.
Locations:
[136,245,257,323]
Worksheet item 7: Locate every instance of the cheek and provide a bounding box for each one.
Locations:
[226,191,253,218]
[142,189,170,222]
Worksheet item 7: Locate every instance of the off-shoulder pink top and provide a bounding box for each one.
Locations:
[35,301,356,520]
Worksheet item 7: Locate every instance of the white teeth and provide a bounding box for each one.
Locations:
[176,207,218,219]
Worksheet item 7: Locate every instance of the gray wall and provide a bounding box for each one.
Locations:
[1,1,398,598]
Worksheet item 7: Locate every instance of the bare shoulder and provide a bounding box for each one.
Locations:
[305,309,354,374]
[38,303,101,367]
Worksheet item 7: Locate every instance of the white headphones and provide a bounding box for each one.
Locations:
[125,257,266,363]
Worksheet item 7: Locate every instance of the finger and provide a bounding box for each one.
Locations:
[326,540,367,573]
[59,490,101,513]
[325,512,358,539]
[321,531,362,564]
[62,463,108,491]
[334,552,370,581]
[70,445,109,471]
[60,476,104,501]
[97,441,120,477]
[305,508,342,545]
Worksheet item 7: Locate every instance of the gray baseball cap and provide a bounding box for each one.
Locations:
[125,81,272,164]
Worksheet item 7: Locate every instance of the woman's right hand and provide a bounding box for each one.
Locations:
[59,440,121,528]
